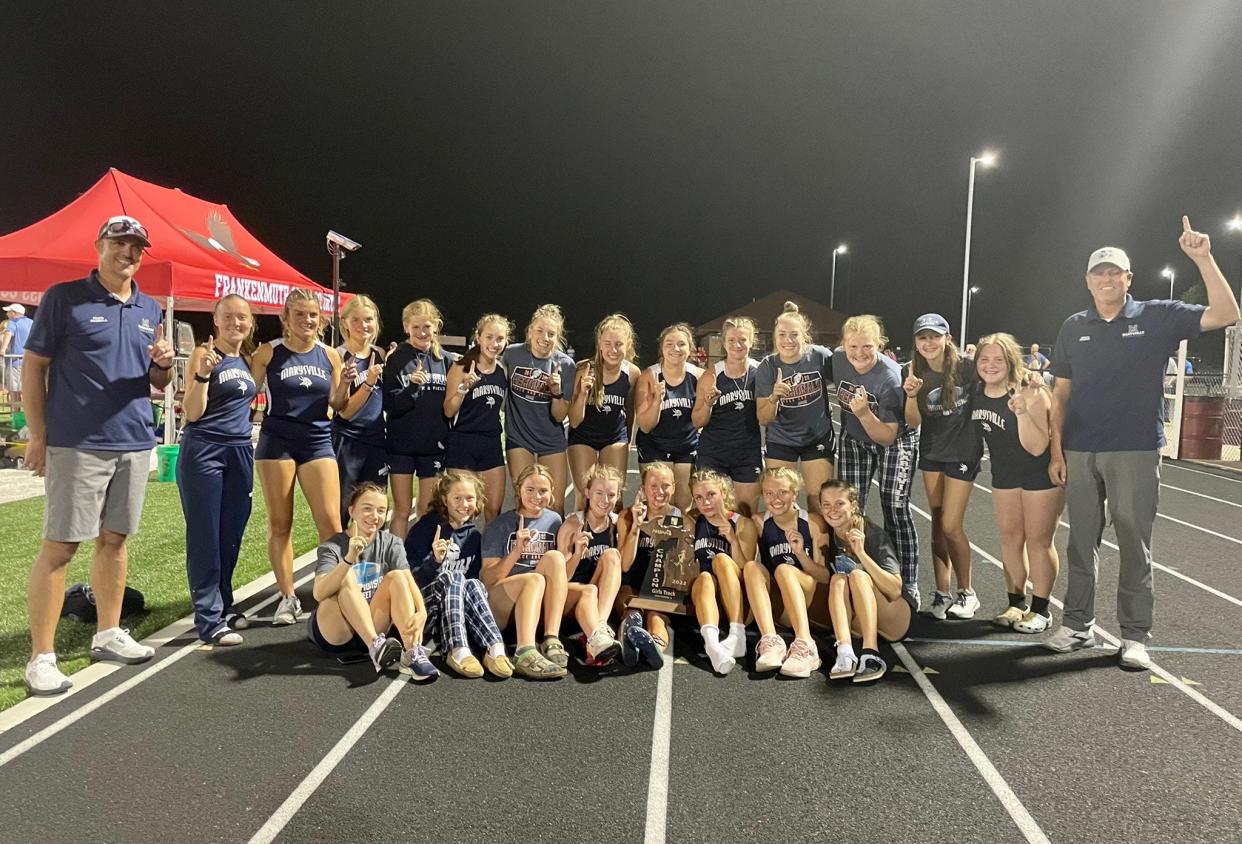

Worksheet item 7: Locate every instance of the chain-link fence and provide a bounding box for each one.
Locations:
[1163,327,1242,464]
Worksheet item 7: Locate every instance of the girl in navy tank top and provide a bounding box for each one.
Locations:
[556,464,626,664]
[444,314,512,523]
[635,322,702,511]
[382,298,457,538]
[743,468,828,677]
[568,313,640,502]
[688,470,757,676]
[693,316,763,514]
[177,294,258,644]
[333,296,388,528]
[251,289,346,627]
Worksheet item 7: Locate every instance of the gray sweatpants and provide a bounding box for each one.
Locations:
[1063,450,1160,642]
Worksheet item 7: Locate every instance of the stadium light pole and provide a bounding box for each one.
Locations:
[967,285,981,332]
[1161,266,1175,300]
[960,151,997,344]
[830,244,848,311]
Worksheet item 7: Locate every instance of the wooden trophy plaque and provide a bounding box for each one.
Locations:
[628,514,698,614]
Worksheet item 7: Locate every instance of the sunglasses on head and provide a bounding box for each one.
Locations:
[101,219,149,241]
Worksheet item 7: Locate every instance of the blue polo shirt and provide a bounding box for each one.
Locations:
[1051,295,1203,452]
[25,272,163,452]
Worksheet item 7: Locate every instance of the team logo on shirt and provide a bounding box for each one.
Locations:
[779,372,822,409]
[138,318,156,334]
[510,366,554,403]
[971,408,1007,431]
[279,363,329,385]
[217,367,255,395]
[836,381,880,416]
[351,560,383,603]
[508,529,556,561]
[1122,324,1145,338]
[439,539,477,577]
[661,396,693,414]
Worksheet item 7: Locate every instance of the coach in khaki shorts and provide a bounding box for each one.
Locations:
[21,216,176,696]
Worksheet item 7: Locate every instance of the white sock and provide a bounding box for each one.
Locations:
[836,641,856,660]
[700,624,721,648]
[92,627,120,646]
[727,623,747,657]
[487,642,506,658]
[451,646,472,663]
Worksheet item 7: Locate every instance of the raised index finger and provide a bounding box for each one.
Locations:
[434,525,442,542]
[1183,215,1192,233]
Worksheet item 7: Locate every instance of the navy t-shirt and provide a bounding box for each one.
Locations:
[832,350,904,444]
[916,366,980,463]
[24,272,163,451]
[405,512,484,586]
[482,508,563,575]
[383,343,457,456]
[183,354,256,445]
[1051,296,1204,451]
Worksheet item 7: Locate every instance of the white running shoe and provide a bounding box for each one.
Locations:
[945,589,980,619]
[1041,625,1098,653]
[926,591,953,620]
[272,594,301,626]
[779,639,821,678]
[1118,639,1152,671]
[1013,611,1050,634]
[754,634,787,673]
[25,653,72,696]
[90,628,155,664]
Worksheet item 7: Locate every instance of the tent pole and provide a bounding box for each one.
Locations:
[164,295,175,446]
[330,245,341,347]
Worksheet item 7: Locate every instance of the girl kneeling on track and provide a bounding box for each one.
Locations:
[819,480,912,684]
[384,299,457,536]
[616,462,681,669]
[443,313,513,524]
[972,334,1062,634]
[557,463,625,665]
[405,470,514,679]
[689,469,757,676]
[502,304,576,516]
[742,468,829,677]
[756,301,836,513]
[833,314,921,610]
[178,294,258,645]
[332,295,388,528]
[251,289,345,627]
[904,313,983,620]
[568,313,640,499]
[635,322,703,512]
[482,465,570,679]
[694,316,763,516]
[309,483,439,681]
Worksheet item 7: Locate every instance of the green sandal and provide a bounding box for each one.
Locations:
[514,646,566,680]
[540,636,569,668]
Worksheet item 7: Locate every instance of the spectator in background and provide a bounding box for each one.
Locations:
[1,303,34,413]
[1024,342,1050,372]
[962,343,977,360]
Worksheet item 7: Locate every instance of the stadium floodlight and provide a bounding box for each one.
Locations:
[1161,266,1175,299]
[830,244,849,310]
[960,151,999,344]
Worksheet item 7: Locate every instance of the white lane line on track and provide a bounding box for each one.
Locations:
[248,677,406,844]
[0,571,315,761]
[968,482,1242,610]
[892,642,1051,844]
[643,632,675,844]
[905,637,1242,656]
[1163,461,1242,485]
[1160,482,1242,509]
[906,500,1242,736]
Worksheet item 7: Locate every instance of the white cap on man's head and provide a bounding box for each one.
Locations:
[4,304,25,315]
[1087,246,1131,273]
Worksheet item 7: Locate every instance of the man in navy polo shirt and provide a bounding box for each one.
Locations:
[22,216,176,696]
[1045,217,1239,670]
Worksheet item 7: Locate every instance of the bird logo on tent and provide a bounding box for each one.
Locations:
[178,211,261,269]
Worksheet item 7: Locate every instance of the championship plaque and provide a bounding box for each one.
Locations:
[629,515,698,614]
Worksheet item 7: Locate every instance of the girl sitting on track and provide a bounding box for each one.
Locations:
[556,463,625,664]
[694,316,763,516]
[688,469,757,676]
[443,313,513,524]
[756,301,836,513]
[819,480,912,684]
[615,462,680,669]
[309,483,438,681]
[502,304,576,516]
[332,295,388,528]
[833,314,921,611]
[972,333,1062,633]
[178,294,258,645]
[384,299,458,535]
[251,289,344,627]
[481,465,570,679]
[405,470,514,679]
[904,313,983,620]
[742,468,829,677]
[635,322,703,511]
[568,313,640,500]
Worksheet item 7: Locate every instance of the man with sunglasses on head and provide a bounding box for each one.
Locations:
[1044,217,1239,671]
[22,216,176,696]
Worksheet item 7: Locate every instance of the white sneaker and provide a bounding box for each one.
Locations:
[1013,611,1050,635]
[272,594,301,626]
[754,634,787,672]
[926,591,953,620]
[1041,625,1098,653]
[25,653,72,696]
[90,628,155,664]
[779,638,821,678]
[704,638,736,675]
[945,589,980,619]
[1118,639,1152,671]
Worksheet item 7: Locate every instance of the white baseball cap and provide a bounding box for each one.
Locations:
[1086,246,1130,273]
[4,304,24,315]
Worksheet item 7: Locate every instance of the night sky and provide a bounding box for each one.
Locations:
[5,2,1241,362]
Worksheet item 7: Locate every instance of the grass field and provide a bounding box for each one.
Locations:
[0,475,321,711]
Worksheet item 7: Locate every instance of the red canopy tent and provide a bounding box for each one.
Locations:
[0,168,338,315]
